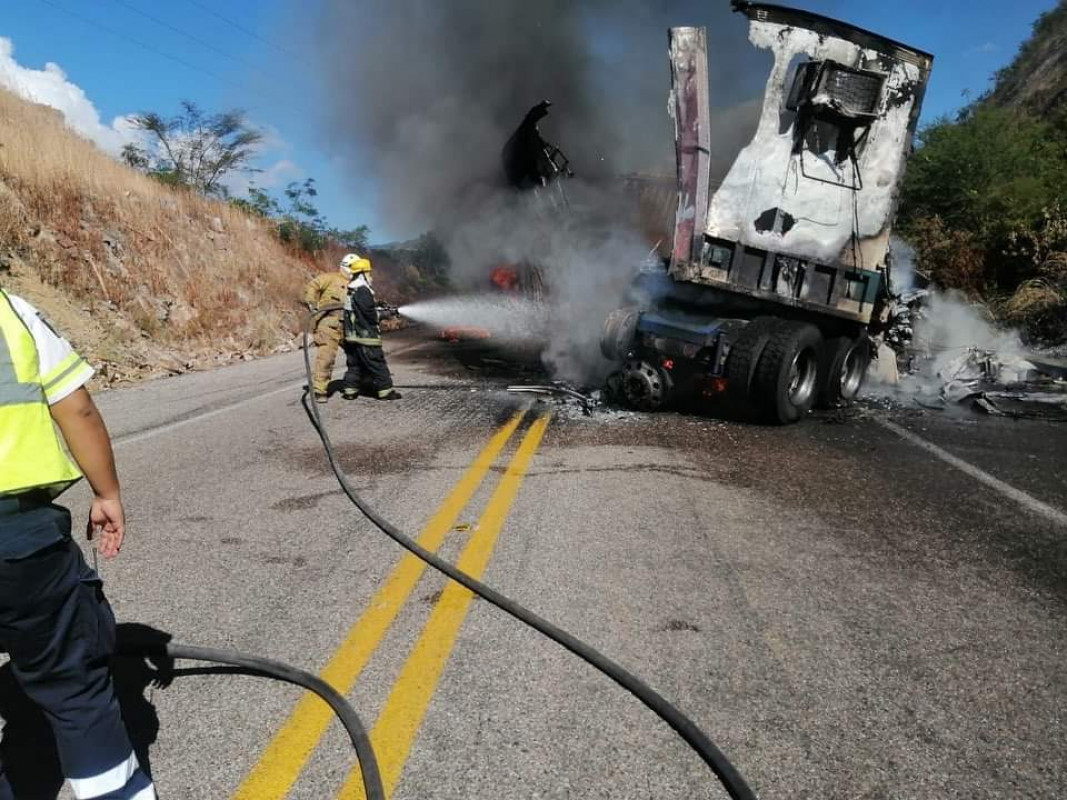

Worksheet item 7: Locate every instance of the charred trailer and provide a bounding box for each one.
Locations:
[602,2,933,423]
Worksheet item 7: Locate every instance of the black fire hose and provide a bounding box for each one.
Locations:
[303,306,757,800]
[114,636,386,800]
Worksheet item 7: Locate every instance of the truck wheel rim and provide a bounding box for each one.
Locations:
[840,344,866,399]
[788,348,818,406]
[623,360,667,409]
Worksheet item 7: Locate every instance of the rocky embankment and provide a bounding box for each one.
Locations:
[0,88,327,387]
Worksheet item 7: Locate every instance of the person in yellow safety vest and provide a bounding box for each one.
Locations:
[302,255,354,403]
[340,256,401,401]
[0,288,156,799]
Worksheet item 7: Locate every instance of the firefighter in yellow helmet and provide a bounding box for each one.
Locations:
[302,254,356,402]
[341,256,401,401]
[0,288,156,798]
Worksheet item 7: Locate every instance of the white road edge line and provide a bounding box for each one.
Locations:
[875,417,1067,529]
[113,380,305,448]
[109,339,431,449]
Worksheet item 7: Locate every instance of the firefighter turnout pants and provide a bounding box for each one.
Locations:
[342,343,395,398]
[0,502,154,800]
[312,314,344,396]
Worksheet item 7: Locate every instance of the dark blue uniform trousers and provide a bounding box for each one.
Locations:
[0,504,153,799]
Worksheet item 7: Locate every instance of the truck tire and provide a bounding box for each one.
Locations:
[753,321,822,424]
[600,308,640,361]
[817,335,870,407]
[725,317,780,417]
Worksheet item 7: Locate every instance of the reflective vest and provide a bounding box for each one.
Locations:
[0,291,82,497]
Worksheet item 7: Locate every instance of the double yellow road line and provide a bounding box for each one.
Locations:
[233,409,551,799]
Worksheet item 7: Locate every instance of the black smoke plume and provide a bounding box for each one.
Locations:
[313,0,775,234]
[309,0,836,382]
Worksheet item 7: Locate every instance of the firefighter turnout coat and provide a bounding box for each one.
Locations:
[343,274,383,346]
[303,270,348,329]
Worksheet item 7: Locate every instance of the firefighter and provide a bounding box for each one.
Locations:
[341,257,401,401]
[302,255,356,403]
[0,288,155,799]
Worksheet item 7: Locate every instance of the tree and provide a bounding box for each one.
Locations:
[333,225,371,252]
[900,106,1067,240]
[276,179,328,252]
[228,185,279,218]
[898,105,1067,292]
[230,178,371,256]
[411,232,449,281]
[121,101,263,197]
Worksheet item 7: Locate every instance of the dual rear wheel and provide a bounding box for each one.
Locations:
[726,320,869,424]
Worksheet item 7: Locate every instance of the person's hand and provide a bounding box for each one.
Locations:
[87,495,125,559]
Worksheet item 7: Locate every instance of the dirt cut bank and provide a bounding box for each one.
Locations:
[0,88,323,386]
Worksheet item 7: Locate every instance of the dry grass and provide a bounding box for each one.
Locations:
[1002,278,1065,318]
[0,88,323,378]
[998,275,1067,343]
[1041,250,1067,280]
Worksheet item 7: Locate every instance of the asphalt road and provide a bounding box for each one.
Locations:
[18,330,1067,800]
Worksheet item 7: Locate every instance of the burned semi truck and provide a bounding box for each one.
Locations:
[601,1,933,423]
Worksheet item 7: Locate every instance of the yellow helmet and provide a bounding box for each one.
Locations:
[340,253,372,275]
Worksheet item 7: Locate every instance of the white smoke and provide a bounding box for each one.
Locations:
[914,291,1026,377]
[889,234,918,295]
[442,181,648,384]
[872,238,1032,399]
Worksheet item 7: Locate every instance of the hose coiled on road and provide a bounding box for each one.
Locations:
[303,306,757,800]
[115,635,385,800]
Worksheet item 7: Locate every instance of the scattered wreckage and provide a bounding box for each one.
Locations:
[872,284,1067,420]
[935,349,1067,418]
[600,2,934,424]
[507,383,598,416]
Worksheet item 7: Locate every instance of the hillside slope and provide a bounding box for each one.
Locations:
[987,0,1067,123]
[0,88,319,385]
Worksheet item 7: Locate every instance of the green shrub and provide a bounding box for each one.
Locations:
[899,107,1067,302]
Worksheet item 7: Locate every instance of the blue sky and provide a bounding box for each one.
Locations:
[1,0,1059,242]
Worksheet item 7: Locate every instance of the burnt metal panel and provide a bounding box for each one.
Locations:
[736,247,766,290]
[809,263,836,306]
[671,236,884,324]
[678,0,934,312]
[669,27,712,271]
[731,2,934,69]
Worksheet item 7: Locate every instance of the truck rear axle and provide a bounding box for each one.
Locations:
[604,310,870,423]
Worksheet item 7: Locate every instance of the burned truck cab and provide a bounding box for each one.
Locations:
[603,2,933,422]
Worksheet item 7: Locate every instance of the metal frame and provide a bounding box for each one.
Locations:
[668,27,712,271]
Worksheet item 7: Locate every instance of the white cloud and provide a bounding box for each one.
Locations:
[965,42,1000,57]
[0,37,138,154]
[256,122,290,155]
[257,158,304,188]
[224,157,303,197]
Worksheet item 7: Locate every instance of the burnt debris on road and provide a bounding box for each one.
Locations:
[870,284,1067,420]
